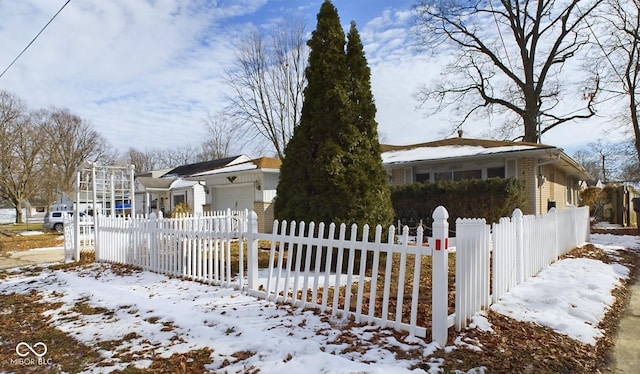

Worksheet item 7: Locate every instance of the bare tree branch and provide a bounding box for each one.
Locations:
[414,0,603,142]
[588,0,640,166]
[222,17,307,159]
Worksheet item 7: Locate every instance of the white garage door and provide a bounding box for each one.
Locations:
[214,185,254,212]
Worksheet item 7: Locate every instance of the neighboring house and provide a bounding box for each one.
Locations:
[134,177,173,216]
[135,177,208,216]
[134,155,250,216]
[136,168,173,178]
[162,155,251,179]
[134,155,281,232]
[381,137,593,216]
[51,192,101,215]
[599,183,637,227]
[168,179,207,216]
[188,157,282,233]
[51,193,75,211]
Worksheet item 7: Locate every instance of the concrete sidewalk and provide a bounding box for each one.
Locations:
[609,277,640,373]
[0,247,64,269]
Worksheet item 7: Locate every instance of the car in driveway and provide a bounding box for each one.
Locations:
[43,211,87,232]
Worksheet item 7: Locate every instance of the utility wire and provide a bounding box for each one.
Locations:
[0,0,72,79]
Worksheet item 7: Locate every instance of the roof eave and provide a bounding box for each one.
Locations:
[382,146,559,167]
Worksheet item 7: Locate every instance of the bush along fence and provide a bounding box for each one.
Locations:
[73,205,590,346]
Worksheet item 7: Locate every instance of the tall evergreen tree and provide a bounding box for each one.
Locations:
[275,1,393,230]
[344,21,394,228]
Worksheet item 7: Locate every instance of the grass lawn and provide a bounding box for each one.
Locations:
[0,224,64,253]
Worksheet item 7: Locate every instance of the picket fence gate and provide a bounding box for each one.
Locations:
[72,205,590,347]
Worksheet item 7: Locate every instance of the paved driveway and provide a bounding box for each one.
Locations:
[0,247,64,269]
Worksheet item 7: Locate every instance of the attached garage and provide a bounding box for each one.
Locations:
[213,184,254,212]
[187,157,281,232]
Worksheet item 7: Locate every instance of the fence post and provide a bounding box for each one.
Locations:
[150,217,158,270]
[571,205,579,248]
[549,207,559,260]
[246,211,259,291]
[513,208,524,284]
[432,205,449,347]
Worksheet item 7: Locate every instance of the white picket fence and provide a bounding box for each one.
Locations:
[73,204,590,346]
[454,205,591,329]
[63,215,96,262]
[93,210,248,288]
[243,206,452,344]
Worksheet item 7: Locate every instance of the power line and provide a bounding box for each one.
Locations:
[0,0,72,79]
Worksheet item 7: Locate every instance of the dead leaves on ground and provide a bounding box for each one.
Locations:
[1,237,639,373]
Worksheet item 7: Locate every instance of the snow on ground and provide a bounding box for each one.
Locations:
[1,233,638,372]
[17,230,44,236]
[490,257,628,344]
[490,233,640,345]
[0,265,438,373]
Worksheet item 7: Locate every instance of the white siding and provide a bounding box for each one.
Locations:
[214,184,254,211]
[193,185,206,215]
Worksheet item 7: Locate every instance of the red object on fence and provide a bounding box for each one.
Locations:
[435,238,448,251]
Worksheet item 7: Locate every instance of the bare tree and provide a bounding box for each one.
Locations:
[40,108,112,206]
[414,0,603,143]
[199,112,243,160]
[154,146,201,169]
[588,0,640,165]
[224,17,307,159]
[124,148,158,174]
[0,92,46,223]
[572,148,602,180]
[573,140,627,182]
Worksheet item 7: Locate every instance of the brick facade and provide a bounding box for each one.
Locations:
[253,201,275,233]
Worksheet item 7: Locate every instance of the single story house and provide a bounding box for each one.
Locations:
[134,155,251,216]
[381,137,593,216]
[135,177,209,216]
[134,155,281,232]
[188,157,282,233]
[134,177,173,216]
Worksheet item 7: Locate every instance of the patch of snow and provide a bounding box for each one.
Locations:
[490,256,628,345]
[381,145,537,164]
[469,312,493,333]
[18,230,44,236]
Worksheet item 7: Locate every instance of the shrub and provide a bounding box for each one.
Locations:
[390,178,526,230]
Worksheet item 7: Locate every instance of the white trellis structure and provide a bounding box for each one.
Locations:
[65,162,135,262]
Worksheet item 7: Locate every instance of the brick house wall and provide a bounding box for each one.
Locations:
[253,201,275,233]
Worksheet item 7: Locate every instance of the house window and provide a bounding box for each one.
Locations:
[566,176,575,205]
[434,172,452,181]
[453,169,482,181]
[404,167,413,184]
[416,173,430,183]
[173,194,185,207]
[487,167,505,178]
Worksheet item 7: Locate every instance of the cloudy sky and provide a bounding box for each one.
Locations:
[0,0,627,156]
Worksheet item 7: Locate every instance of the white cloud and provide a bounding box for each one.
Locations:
[0,0,266,151]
